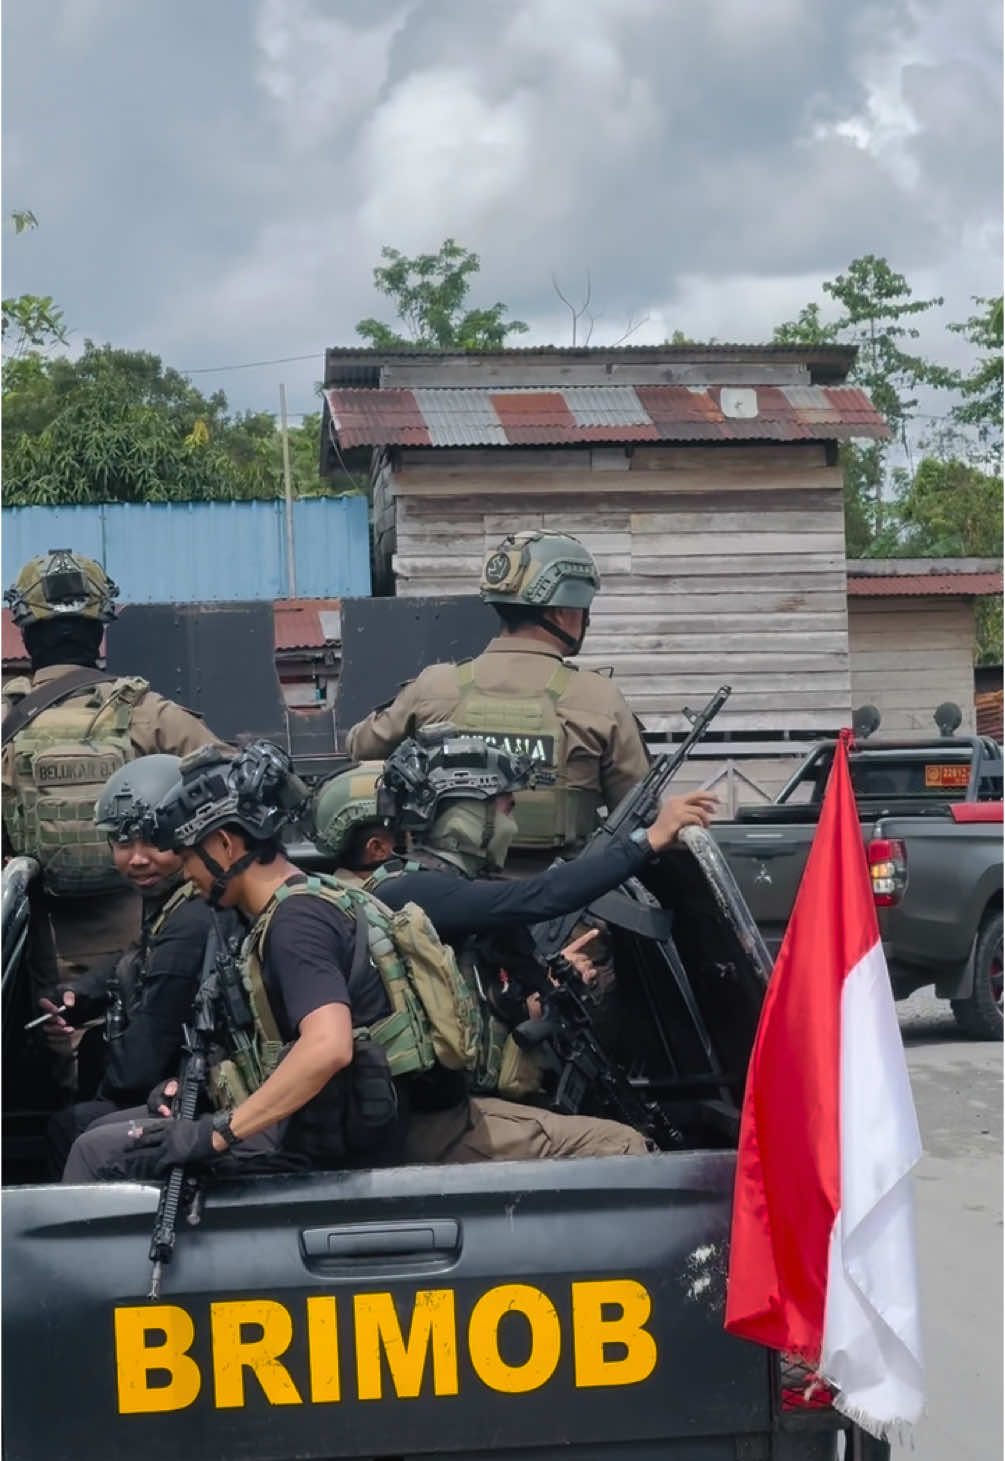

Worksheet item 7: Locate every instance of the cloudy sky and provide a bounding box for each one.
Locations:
[3,0,1001,424]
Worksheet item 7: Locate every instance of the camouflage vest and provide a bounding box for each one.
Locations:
[451,660,601,852]
[213,875,482,1109]
[2,675,150,897]
[365,861,544,1102]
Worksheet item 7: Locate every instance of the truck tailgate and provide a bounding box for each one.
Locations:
[2,1153,772,1461]
[710,824,818,943]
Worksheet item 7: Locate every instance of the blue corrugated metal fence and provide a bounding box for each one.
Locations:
[1,497,371,601]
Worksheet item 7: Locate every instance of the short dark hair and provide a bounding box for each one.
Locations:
[341,820,391,872]
[494,603,546,632]
[218,823,281,865]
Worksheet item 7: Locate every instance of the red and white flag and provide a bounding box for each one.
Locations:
[724,729,924,1439]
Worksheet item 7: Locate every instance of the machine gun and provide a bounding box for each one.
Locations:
[513,960,683,1151]
[147,938,218,1301]
[533,685,731,961]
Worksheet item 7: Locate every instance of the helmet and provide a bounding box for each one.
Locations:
[152,740,308,852]
[4,548,119,629]
[479,530,599,610]
[94,755,182,844]
[313,762,388,860]
[381,727,536,834]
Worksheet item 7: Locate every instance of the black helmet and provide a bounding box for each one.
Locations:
[94,755,182,844]
[152,741,308,853]
[380,726,536,834]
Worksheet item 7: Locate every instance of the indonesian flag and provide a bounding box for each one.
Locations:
[724,729,925,1439]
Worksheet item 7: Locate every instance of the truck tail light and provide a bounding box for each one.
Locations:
[867,838,907,907]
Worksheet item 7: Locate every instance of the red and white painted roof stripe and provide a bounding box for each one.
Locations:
[322,383,890,449]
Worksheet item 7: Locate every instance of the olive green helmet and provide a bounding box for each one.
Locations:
[4,548,119,629]
[479,530,599,610]
[313,762,389,860]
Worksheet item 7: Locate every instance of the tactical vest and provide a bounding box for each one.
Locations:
[111,880,201,1028]
[209,874,481,1111]
[451,660,601,853]
[365,861,544,1102]
[2,675,150,897]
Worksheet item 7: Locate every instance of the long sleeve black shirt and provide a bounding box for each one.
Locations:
[375,833,650,947]
[100,897,239,1105]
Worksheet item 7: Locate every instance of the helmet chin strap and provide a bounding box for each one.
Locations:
[540,608,588,655]
[193,842,259,907]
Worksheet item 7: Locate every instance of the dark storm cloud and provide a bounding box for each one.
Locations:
[2,0,999,415]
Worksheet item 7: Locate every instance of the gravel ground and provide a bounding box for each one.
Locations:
[891,987,1003,1461]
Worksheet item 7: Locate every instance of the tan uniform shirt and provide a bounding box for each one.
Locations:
[346,636,649,811]
[3,664,221,977]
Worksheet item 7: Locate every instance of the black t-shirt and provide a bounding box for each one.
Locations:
[260,881,390,1039]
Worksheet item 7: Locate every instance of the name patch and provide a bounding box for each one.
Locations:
[36,755,121,785]
[478,733,555,765]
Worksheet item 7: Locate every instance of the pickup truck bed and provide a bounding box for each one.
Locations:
[713,738,1004,1038]
[1,832,882,1460]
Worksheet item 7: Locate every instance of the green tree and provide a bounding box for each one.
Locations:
[775,255,956,545]
[947,295,1003,459]
[1,342,353,504]
[892,455,1004,663]
[356,238,528,350]
[2,211,68,358]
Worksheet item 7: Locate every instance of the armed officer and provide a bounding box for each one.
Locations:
[3,549,221,1094]
[346,530,650,864]
[43,756,242,1176]
[312,762,397,886]
[62,742,403,1183]
[366,731,716,1163]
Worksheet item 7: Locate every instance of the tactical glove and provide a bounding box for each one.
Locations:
[146,1078,179,1116]
[126,1114,218,1176]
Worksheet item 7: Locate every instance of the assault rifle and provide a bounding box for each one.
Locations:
[533,684,731,961]
[147,968,216,1301]
[513,961,683,1150]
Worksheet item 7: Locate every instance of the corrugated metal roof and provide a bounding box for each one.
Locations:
[324,343,858,360]
[2,611,28,668]
[846,572,1003,597]
[976,689,1003,742]
[322,383,889,448]
[274,599,342,652]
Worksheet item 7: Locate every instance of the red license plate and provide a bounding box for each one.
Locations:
[924,763,969,788]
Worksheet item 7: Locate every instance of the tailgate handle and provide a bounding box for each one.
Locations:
[301,1220,459,1260]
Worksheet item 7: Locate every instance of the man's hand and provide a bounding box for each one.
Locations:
[559,927,601,986]
[646,791,719,853]
[125,1114,219,1176]
[146,1077,180,1117]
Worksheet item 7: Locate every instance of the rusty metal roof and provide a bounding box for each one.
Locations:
[846,572,1003,597]
[322,383,889,449]
[274,599,342,652]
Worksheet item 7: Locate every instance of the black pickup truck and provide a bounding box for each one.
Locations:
[1,833,888,1461]
[713,735,1004,1038]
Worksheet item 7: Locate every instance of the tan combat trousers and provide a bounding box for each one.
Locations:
[405,1096,649,1165]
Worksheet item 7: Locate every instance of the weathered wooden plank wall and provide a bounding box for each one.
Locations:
[383,442,851,739]
[848,596,977,735]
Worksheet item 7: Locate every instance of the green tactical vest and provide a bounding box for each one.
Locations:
[2,676,150,897]
[208,874,482,1111]
[451,660,602,853]
[365,861,544,1103]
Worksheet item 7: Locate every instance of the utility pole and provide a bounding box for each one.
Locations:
[279,382,296,598]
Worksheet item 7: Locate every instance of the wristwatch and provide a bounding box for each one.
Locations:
[211,1109,240,1148]
[629,827,653,852]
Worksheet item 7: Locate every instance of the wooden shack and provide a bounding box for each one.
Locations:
[847,559,1004,737]
[321,345,890,808]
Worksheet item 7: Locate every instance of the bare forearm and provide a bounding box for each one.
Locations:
[226,1035,349,1144]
